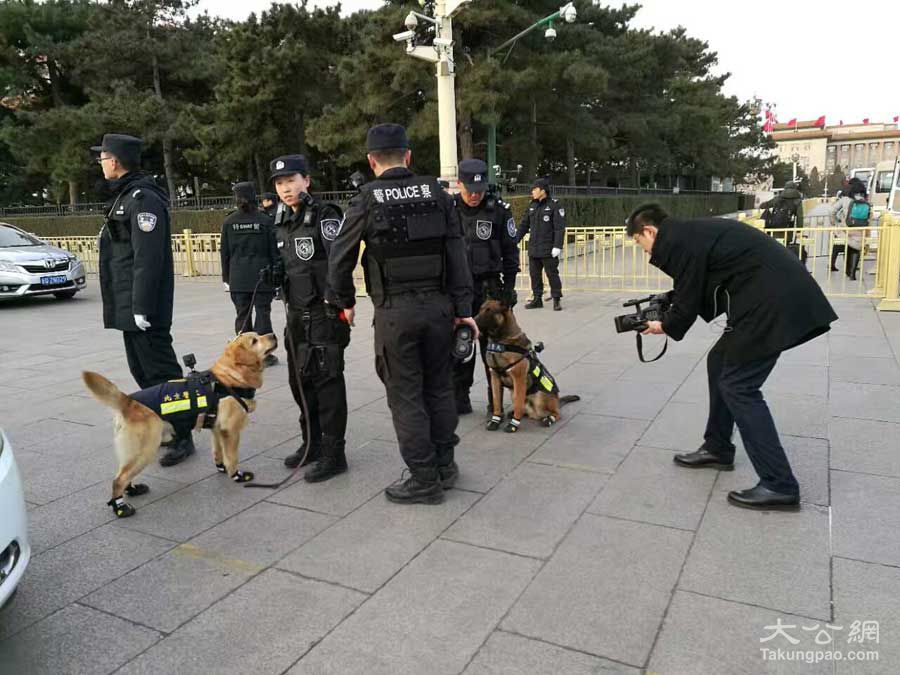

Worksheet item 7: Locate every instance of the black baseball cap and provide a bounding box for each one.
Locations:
[269,155,309,181]
[260,192,277,201]
[366,123,410,152]
[91,133,143,168]
[458,158,489,193]
[532,177,551,193]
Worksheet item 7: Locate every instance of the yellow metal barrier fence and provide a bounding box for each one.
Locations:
[41,221,900,308]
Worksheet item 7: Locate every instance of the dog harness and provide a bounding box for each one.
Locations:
[129,371,254,431]
[485,342,559,396]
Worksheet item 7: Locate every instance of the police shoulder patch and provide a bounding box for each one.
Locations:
[507,217,517,238]
[559,208,565,217]
[321,218,342,241]
[137,212,157,232]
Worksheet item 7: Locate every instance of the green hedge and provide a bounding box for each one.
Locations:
[5,193,741,238]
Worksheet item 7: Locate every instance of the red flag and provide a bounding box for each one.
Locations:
[894,116,899,123]
[814,115,826,126]
[787,118,797,127]
[863,118,870,124]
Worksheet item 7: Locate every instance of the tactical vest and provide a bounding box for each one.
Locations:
[277,202,330,309]
[363,176,447,305]
[458,195,505,278]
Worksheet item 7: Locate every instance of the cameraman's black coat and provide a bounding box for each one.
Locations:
[651,217,838,364]
[220,207,278,293]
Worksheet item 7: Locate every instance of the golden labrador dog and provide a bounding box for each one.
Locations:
[475,299,579,433]
[82,332,277,517]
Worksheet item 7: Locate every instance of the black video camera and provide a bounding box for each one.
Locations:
[614,292,672,333]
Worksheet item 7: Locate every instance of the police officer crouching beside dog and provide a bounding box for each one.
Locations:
[327,124,476,505]
[627,204,838,510]
[517,178,566,310]
[220,181,279,366]
[270,155,350,482]
[452,158,519,415]
[94,133,194,466]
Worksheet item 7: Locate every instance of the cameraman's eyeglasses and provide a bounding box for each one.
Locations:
[96,156,114,164]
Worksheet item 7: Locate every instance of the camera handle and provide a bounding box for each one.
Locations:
[635,332,668,363]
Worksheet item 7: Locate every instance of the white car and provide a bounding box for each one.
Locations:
[0,222,87,301]
[0,428,30,609]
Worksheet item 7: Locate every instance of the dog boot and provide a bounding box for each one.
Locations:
[541,415,557,427]
[108,496,136,518]
[124,483,150,497]
[504,418,521,433]
[487,415,502,431]
[231,470,254,483]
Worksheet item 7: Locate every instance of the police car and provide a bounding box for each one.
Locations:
[0,223,87,300]
[0,427,30,609]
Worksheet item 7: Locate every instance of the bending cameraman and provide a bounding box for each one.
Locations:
[627,204,837,510]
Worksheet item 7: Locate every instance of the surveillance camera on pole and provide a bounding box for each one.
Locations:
[405,11,418,30]
[561,2,577,23]
[393,29,417,43]
[433,36,453,48]
[544,26,557,41]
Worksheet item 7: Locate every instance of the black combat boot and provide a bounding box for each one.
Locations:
[385,467,444,504]
[284,440,321,469]
[435,434,460,489]
[455,390,473,415]
[304,438,348,483]
[160,433,195,467]
[525,297,543,309]
[553,298,562,311]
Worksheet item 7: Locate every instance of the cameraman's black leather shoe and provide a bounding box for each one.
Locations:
[525,298,543,309]
[673,447,734,471]
[727,484,800,511]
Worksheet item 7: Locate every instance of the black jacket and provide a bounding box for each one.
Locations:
[98,173,174,331]
[326,167,473,318]
[276,196,343,310]
[220,207,277,293]
[517,196,566,258]
[652,217,838,364]
[455,193,519,287]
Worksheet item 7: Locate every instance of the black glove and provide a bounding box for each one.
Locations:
[504,287,518,309]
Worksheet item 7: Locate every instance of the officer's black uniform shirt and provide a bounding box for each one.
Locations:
[326,167,473,318]
[454,193,519,286]
[276,196,343,311]
[517,195,567,258]
[220,207,278,293]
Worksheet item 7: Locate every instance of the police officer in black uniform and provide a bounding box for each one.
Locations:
[260,192,278,218]
[327,124,476,505]
[220,182,280,365]
[518,177,566,311]
[270,155,351,483]
[93,133,193,466]
[452,158,519,414]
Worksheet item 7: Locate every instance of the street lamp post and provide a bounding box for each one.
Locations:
[791,152,800,183]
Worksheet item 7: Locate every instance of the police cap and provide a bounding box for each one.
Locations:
[91,133,143,168]
[269,155,309,181]
[366,123,410,152]
[458,158,489,193]
[260,192,277,202]
[532,177,551,193]
[232,181,256,202]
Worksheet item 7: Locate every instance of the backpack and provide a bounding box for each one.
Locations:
[767,201,795,229]
[847,199,871,227]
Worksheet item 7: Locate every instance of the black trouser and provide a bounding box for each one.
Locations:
[830,245,844,270]
[373,292,458,470]
[123,329,182,390]
[285,307,349,449]
[703,337,799,495]
[231,291,274,335]
[529,255,562,299]
[452,280,492,404]
[845,247,861,279]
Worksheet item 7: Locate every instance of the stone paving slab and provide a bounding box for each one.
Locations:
[530,413,648,473]
[830,356,900,386]
[444,462,607,558]
[0,603,161,675]
[462,631,640,675]
[291,540,541,675]
[829,417,900,478]
[278,489,478,592]
[679,498,831,620]
[831,470,900,567]
[648,591,830,675]
[587,445,717,530]
[117,569,366,675]
[502,514,692,667]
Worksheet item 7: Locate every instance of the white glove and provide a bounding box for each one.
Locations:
[134,314,151,331]
[551,247,561,258]
[223,282,230,292]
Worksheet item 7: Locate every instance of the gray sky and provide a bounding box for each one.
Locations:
[196,0,898,126]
